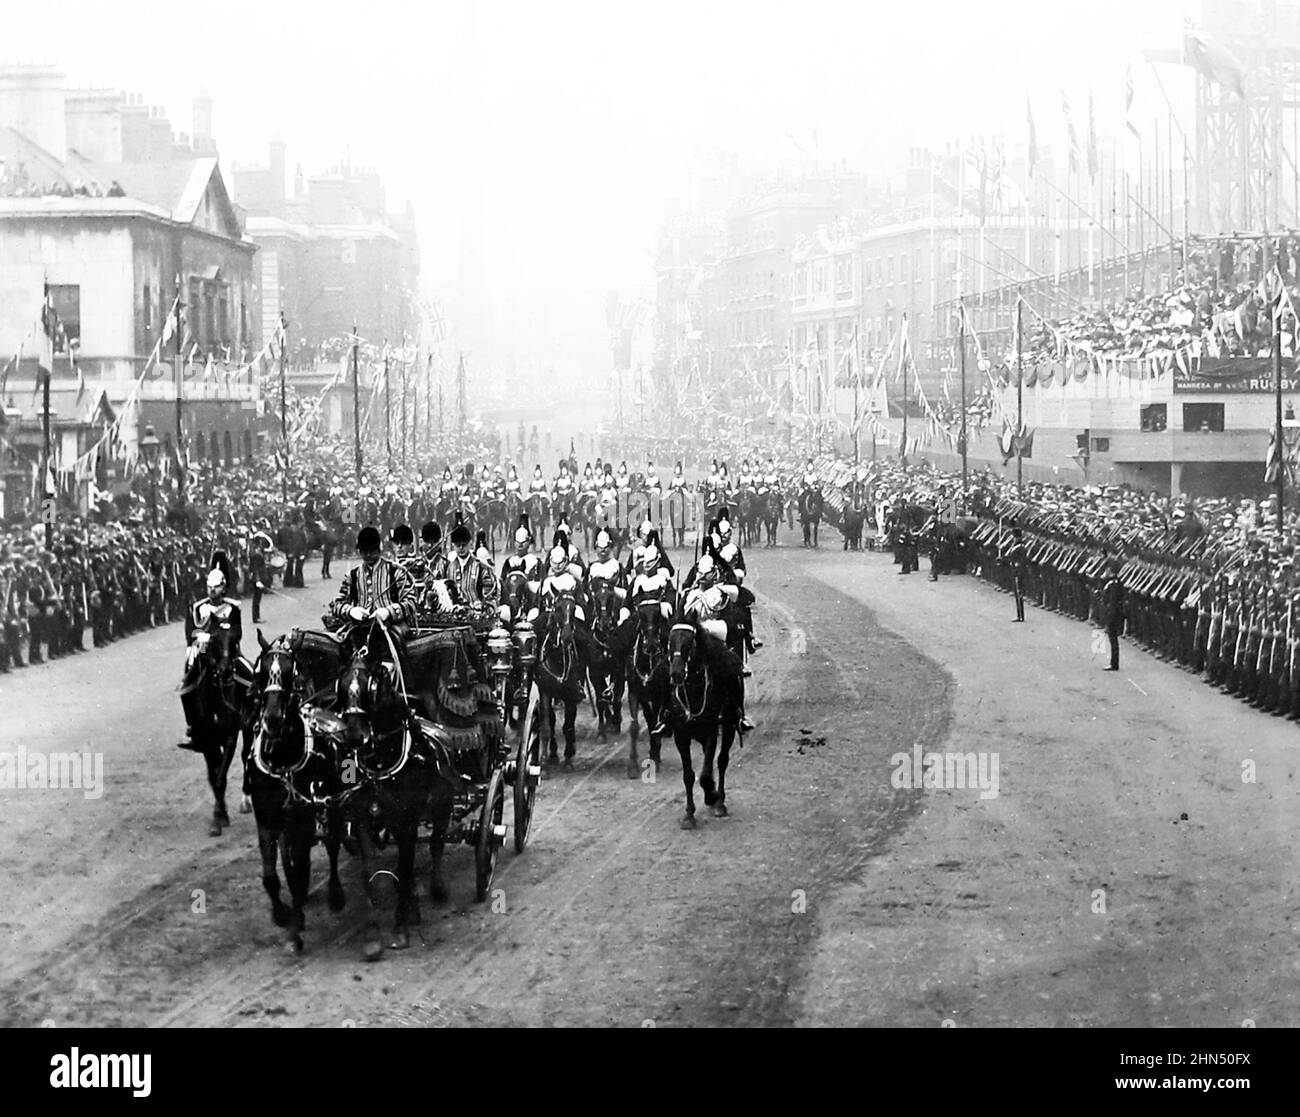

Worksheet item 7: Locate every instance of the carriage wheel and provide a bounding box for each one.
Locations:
[475,767,507,902]
[514,683,543,853]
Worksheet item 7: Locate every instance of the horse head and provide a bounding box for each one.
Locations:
[255,633,298,736]
[502,569,529,616]
[198,618,237,678]
[633,600,669,680]
[668,621,698,688]
[589,577,619,636]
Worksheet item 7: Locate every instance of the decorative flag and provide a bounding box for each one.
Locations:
[1026,95,1038,178]
[1087,91,1099,181]
[1266,423,1282,484]
[1125,65,1141,139]
[1183,23,1246,99]
[1061,89,1081,174]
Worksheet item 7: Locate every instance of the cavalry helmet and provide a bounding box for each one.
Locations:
[595,527,612,550]
[514,513,532,545]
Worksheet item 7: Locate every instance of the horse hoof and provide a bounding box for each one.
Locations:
[271,902,291,928]
[710,803,729,818]
[390,930,411,951]
[362,939,384,962]
[285,934,304,955]
[328,886,347,913]
[430,881,449,905]
[703,789,718,807]
[679,814,697,830]
[563,757,574,772]
[208,820,223,837]
[239,795,252,814]
[626,761,641,779]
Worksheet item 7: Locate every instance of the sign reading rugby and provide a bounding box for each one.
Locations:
[1173,356,1300,393]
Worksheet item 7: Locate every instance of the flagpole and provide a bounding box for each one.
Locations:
[901,314,909,463]
[279,310,288,504]
[351,326,363,488]
[401,346,409,467]
[174,275,185,507]
[959,300,968,505]
[1276,286,1285,534]
[852,323,860,466]
[42,298,52,548]
[1016,293,1023,496]
[384,342,392,471]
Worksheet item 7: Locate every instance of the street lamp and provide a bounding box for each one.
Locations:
[140,424,160,527]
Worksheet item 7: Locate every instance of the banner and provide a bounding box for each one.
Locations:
[1173,356,1298,394]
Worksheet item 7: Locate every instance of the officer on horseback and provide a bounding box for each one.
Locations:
[588,527,631,622]
[498,514,541,625]
[681,551,753,732]
[716,509,760,656]
[177,551,242,750]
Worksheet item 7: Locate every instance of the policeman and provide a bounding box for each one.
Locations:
[177,551,242,750]
[1003,527,1027,622]
[1101,558,1126,671]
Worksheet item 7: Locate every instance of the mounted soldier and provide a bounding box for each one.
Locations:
[681,550,753,732]
[177,551,243,750]
[498,514,541,627]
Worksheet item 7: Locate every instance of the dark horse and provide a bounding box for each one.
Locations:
[667,619,741,828]
[761,488,784,548]
[797,487,825,548]
[586,577,632,746]
[533,592,586,770]
[188,620,255,836]
[335,622,454,959]
[247,633,346,952]
[626,599,671,779]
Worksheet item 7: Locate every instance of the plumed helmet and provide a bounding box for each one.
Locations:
[638,517,653,541]
[443,466,451,479]
[696,553,715,578]
[515,513,532,544]
[357,526,382,551]
[208,549,234,588]
[534,464,542,476]
[595,527,612,549]
[391,524,414,545]
[552,527,570,550]
[674,460,682,472]
[640,544,660,570]
[421,521,441,544]
[450,510,471,546]
[549,544,567,569]
[718,515,732,539]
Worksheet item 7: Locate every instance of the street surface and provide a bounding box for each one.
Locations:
[1,524,1297,1027]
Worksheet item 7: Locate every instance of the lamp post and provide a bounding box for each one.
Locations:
[140,424,160,527]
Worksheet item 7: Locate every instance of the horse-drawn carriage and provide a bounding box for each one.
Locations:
[241,608,538,955]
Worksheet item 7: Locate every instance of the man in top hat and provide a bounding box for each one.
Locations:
[329,525,419,641]
[445,513,498,611]
[177,550,243,749]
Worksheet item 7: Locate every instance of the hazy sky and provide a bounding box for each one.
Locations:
[4,0,1198,369]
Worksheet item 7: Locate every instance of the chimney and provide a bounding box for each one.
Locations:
[192,87,213,154]
[0,64,67,161]
[268,135,287,212]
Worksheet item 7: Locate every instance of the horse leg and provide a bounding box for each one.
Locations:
[593,669,608,743]
[357,820,386,962]
[675,729,697,829]
[700,724,718,807]
[713,721,735,817]
[238,724,254,813]
[562,700,577,769]
[326,807,347,912]
[256,799,291,929]
[281,817,313,953]
[543,695,558,764]
[391,822,419,950]
[626,683,642,778]
[428,779,453,904]
[202,735,230,837]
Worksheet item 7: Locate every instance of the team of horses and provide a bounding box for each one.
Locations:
[177,482,881,954]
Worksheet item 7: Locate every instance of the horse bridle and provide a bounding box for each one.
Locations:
[538,593,577,684]
[669,622,711,721]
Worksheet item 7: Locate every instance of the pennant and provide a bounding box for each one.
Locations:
[1183,24,1246,99]
[1026,95,1038,177]
[1087,91,1099,182]
[1266,422,1282,484]
[1061,89,1081,174]
[1125,65,1141,139]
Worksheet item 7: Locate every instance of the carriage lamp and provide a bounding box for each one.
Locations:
[487,626,513,678]
[512,620,537,667]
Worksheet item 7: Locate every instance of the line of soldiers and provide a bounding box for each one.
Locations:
[0,523,269,673]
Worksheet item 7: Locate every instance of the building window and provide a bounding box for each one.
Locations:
[886,258,894,285]
[1182,402,1224,432]
[1092,437,1110,452]
[49,284,80,351]
[1140,404,1167,432]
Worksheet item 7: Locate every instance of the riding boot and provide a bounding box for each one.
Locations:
[178,689,203,750]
